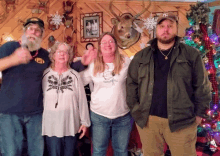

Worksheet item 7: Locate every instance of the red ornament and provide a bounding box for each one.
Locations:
[194,37,200,43]
[211,123,217,129]
[200,24,219,104]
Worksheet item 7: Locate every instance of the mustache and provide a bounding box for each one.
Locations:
[27,35,38,40]
[162,33,170,35]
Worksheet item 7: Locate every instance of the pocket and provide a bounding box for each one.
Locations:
[138,63,149,79]
[175,59,192,78]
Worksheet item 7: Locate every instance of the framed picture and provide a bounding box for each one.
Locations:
[80,12,103,42]
[150,11,178,39]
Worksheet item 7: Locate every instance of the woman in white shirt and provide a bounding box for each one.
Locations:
[80,32,133,156]
[42,42,90,156]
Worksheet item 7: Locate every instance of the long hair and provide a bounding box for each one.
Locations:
[93,32,124,76]
[49,42,74,69]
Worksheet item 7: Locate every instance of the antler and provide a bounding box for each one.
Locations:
[109,0,120,22]
[133,0,151,20]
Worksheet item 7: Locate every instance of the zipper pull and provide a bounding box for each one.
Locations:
[55,102,58,108]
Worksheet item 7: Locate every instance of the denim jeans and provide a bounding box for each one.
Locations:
[0,113,44,156]
[90,111,133,156]
[44,135,77,156]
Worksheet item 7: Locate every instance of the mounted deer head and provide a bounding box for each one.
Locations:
[110,0,151,49]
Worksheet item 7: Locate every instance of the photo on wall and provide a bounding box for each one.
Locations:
[80,12,103,42]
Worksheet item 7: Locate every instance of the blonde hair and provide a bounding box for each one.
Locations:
[93,32,124,76]
[49,42,74,69]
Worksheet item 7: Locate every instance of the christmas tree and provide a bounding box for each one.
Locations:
[184,2,220,155]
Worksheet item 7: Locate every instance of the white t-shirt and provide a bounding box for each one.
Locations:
[42,68,91,137]
[80,57,131,119]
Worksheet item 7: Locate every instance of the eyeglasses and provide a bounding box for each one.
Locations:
[101,40,115,45]
[27,26,42,34]
[56,50,69,55]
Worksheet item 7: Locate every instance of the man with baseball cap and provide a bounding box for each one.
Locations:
[127,12,211,155]
[0,17,49,156]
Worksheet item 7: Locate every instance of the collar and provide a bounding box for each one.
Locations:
[147,36,182,51]
[139,36,182,65]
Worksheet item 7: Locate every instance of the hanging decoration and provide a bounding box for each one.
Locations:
[139,43,145,49]
[63,0,75,14]
[109,0,151,49]
[63,13,73,29]
[27,0,49,14]
[4,0,17,13]
[0,0,8,24]
[142,16,157,33]
[63,27,75,44]
[48,12,63,31]
[47,35,56,52]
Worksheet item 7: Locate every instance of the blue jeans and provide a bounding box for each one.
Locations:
[44,135,77,156]
[90,111,133,156]
[0,113,43,156]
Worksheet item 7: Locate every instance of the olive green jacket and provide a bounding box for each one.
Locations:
[126,37,212,132]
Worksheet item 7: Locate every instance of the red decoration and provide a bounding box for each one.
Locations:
[211,123,217,129]
[200,24,219,104]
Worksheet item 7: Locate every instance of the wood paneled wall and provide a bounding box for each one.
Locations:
[0,0,195,57]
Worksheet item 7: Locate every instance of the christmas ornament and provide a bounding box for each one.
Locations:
[48,12,63,30]
[194,37,200,43]
[211,123,217,130]
[211,111,219,120]
[209,139,218,152]
[140,43,145,49]
[142,17,157,32]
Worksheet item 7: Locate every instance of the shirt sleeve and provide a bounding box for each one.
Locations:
[70,60,87,72]
[0,41,19,59]
[192,53,212,118]
[77,74,91,127]
[126,53,140,115]
[79,64,92,86]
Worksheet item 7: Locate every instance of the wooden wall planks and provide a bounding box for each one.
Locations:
[0,0,195,57]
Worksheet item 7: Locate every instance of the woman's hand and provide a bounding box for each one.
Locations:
[78,125,87,139]
[81,47,97,65]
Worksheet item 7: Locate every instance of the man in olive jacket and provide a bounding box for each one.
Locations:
[126,12,211,156]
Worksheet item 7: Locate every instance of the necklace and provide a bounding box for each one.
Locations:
[31,50,38,59]
[158,47,173,60]
[103,64,115,80]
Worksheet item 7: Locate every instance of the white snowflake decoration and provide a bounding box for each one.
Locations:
[140,43,146,49]
[50,12,63,29]
[143,17,157,32]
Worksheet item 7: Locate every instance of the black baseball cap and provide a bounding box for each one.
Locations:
[23,17,44,29]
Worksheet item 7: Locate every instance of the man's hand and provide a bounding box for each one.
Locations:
[78,125,87,139]
[196,116,202,125]
[11,47,32,65]
[81,47,97,65]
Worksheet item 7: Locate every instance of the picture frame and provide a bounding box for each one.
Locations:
[150,11,178,39]
[80,12,103,42]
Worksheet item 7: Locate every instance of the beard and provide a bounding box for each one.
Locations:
[21,34,42,51]
[156,33,176,44]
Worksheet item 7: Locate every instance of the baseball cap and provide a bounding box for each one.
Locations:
[23,17,44,29]
[157,12,178,25]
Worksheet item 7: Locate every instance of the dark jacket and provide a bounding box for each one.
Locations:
[126,37,212,132]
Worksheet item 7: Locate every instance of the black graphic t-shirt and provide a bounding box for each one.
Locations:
[0,41,50,115]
